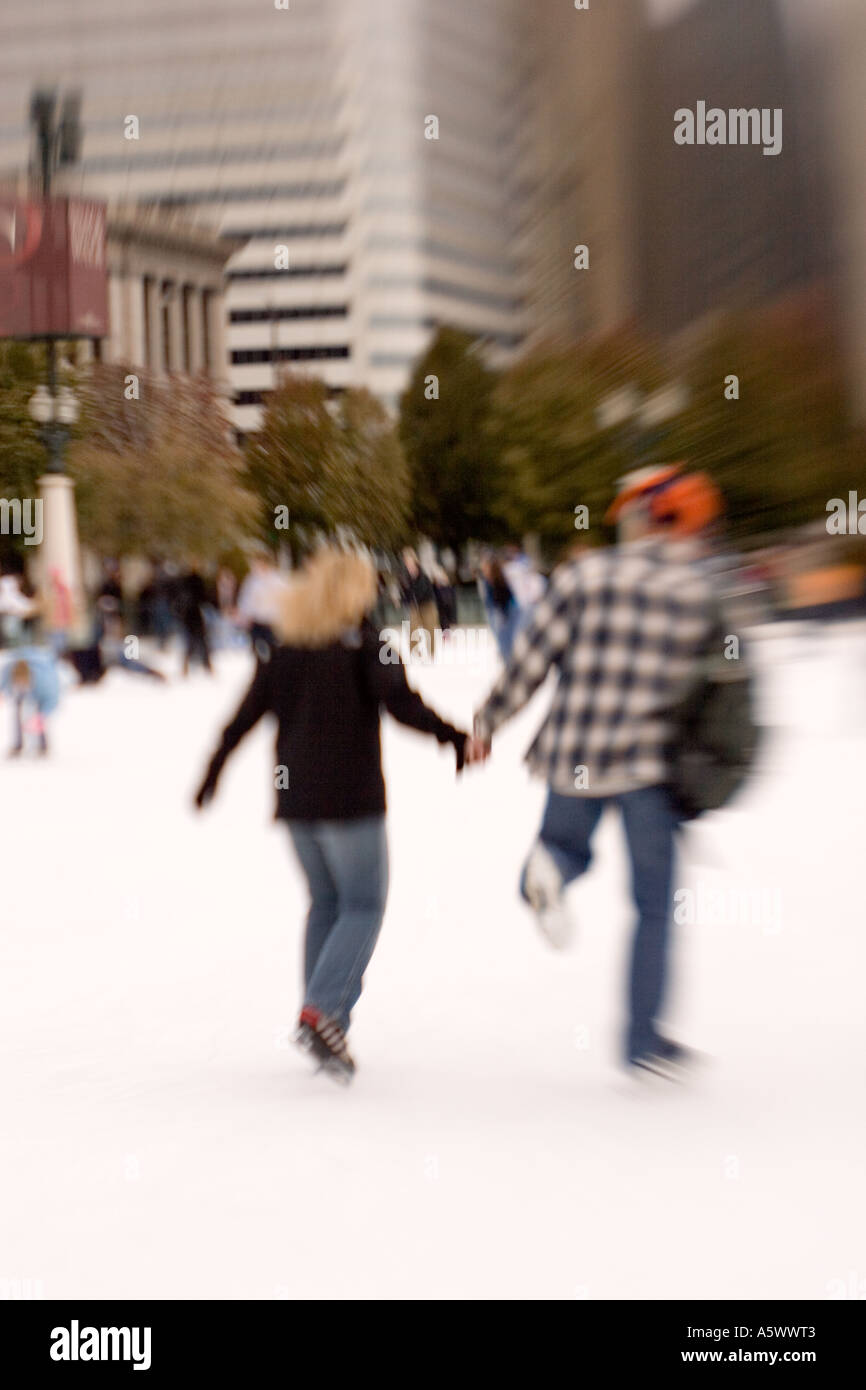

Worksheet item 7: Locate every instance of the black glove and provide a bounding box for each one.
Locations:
[452,731,467,774]
[193,753,224,809]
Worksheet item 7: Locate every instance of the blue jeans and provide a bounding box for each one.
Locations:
[287,816,389,1032]
[486,603,529,663]
[522,787,680,1063]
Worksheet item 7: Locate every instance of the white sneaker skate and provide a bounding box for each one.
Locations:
[523,841,574,949]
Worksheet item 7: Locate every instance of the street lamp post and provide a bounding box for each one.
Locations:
[28,383,80,472]
[28,86,88,641]
[30,87,81,475]
[29,377,86,642]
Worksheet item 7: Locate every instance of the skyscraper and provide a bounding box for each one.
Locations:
[518,0,643,348]
[0,0,527,433]
[636,0,827,336]
[818,0,866,422]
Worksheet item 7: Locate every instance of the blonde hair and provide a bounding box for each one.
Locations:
[274,547,378,648]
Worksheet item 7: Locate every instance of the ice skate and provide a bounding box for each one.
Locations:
[628,1037,700,1083]
[523,841,574,949]
[296,1006,356,1085]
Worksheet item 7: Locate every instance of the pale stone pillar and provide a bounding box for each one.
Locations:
[165,281,184,374]
[145,276,163,375]
[185,285,205,374]
[34,474,88,643]
[205,287,229,385]
[123,270,147,368]
[104,275,123,364]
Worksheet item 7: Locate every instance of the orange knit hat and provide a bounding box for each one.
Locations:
[605,465,723,536]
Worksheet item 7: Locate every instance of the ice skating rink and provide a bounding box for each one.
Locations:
[2,625,865,1300]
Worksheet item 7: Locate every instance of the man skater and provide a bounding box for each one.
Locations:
[473,466,723,1078]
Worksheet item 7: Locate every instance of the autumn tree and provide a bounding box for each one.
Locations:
[67,365,256,561]
[332,387,410,549]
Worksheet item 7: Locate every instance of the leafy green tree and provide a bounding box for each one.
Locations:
[490,331,669,555]
[664,292,854,537]
[245,374,338,555]
[398,327,505,547]
[245,373,409,556]
[491,303,852,553]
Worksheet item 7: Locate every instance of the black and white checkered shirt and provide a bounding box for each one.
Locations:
[475,540,717,796]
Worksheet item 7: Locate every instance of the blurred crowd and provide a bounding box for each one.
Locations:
[1,509,865,763]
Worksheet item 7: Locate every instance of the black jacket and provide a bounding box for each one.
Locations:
[400,567,435,607]
[173,573,210,636]
[199,626,466,820]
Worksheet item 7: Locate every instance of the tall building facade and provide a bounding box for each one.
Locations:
[636,0,828,337]
[819,0,866,422]
[518,0,643,349]
[0,0,527,434]
[516,0,835,360]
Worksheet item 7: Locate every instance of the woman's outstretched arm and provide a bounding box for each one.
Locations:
[193,657,273,807]
[362,629,468,769]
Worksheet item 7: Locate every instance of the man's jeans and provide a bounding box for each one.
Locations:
[287,815,389,1032]
[522,787,680,1063]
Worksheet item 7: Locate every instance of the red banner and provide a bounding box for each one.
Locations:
[0,195,108,338]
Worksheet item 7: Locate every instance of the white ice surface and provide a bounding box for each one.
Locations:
[1,624,864,1300]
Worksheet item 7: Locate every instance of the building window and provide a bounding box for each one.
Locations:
[144,181,345,208]
[221,222,347,241]
[229,304,348,324]
[231,345,350,365]
[227,264,347,282]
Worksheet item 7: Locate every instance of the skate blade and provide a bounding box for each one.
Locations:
[530,902,574,950]
[314,1059,354,1087]
[629,1056,693,1085]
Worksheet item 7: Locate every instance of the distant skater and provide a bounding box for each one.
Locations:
[173,570,213,676]
[1,650,61,757]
